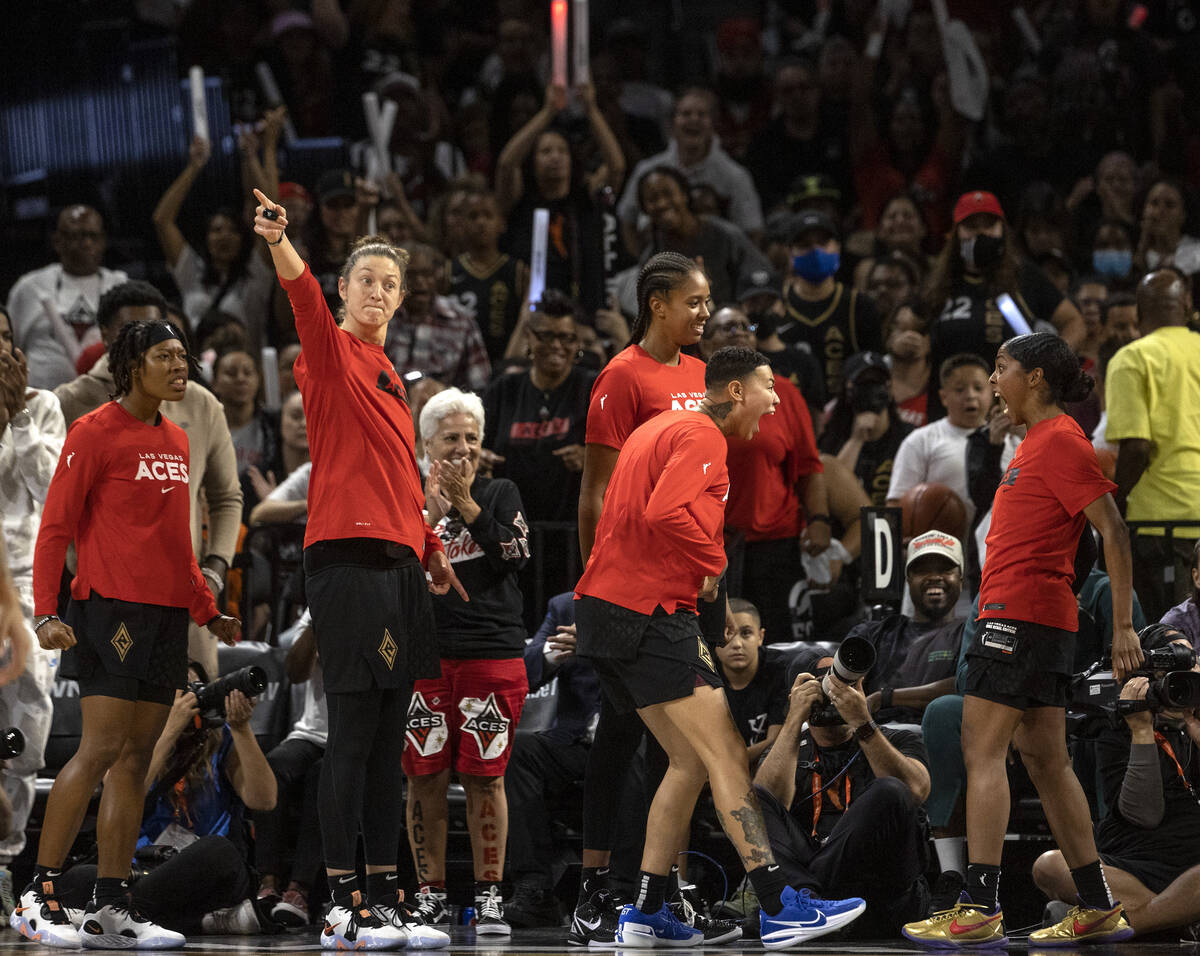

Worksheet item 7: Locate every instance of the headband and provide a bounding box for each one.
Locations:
[144,321,186,349]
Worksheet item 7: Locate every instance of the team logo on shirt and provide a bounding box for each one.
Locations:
[747,712,768,744]
[111,623,133,662]
[459,693,511,760]
[999,466,1020,488]
[375,368,410,407]
[406,692,448,756]
[378,628,398,670]
[134,453,188,483]
[669,391,705,411]
[697,637,714,671]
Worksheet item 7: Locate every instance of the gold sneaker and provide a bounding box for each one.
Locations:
[1028,903,1134,946]
[901,895,1008,949]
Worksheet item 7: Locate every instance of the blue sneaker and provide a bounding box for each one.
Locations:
[615,903,702,948]
[760,886,866,950]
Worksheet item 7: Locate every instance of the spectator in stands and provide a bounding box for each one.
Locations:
[635,166,774,309]
[276,183,313,243]
[1014,182,1070,266]
[447,191,528,364]
[261,10,334,137]
[6,205,128,389]
[404,388,530,935]
[746,60,848,214]
[505,593,601,928]
[1033,625,1200,939]
[865,252,921,322]
[753,652,931,936]
[53,282,242,682]
[588,51,667,170]
[496,82,624,318]
[152,133,277,346]
[711,17,772,162]
[778,210,882,400]
[1107,270,1200,620]
[1072,275,1110,369]
[747,300,826,427]
[1135,178,1200,278]
[718,599,787,761]
[255,613,326,928]
[55,662,277,937]
[1161,541,1200,645]
[819,352,913,508]
[1089,218,1137,288]
[618,88,764,256]
[1067,151,1138,266]
[299,169,361,316]
[0,303,66,915]
[886,300,932,428]
[277,343,302,400]
[924,190,1085,419]
[700,308,827,642]
[1100,293,1140,344]
[851,195,929,289]
[249,459,311,527]
[384,243,491,391]
[211,347,282,522]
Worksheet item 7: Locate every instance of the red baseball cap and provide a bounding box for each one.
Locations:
[952,190,1005,224]
[279,181,312,205]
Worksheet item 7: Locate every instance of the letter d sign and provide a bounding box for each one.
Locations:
[860,506,904,605]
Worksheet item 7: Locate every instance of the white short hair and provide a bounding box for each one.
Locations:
[419,386,485,441]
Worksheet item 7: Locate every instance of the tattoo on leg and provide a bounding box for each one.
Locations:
[718,788,773,867]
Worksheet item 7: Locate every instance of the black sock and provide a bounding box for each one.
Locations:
[33,866,63,890]
[329,873,361,908]
[635,871,667,915]
[666,865,681,900]
[366,871,398,905]
[1071,861,1114,910]
[747,864,788,917]
[93,878,127,907]
[579,867,609,904]
[965,864,1001,911]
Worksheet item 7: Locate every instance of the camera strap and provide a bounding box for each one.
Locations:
[808,747,860,838]
[1154,731,1195,797]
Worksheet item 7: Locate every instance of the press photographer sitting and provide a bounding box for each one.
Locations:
[752,645,931,936]
[1034,624,1200,938]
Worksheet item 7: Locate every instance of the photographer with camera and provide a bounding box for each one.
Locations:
[1034,624,1200,938]
[752,646,931,937]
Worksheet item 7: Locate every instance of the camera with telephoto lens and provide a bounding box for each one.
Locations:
[0,727,24,760]
[1068,631,1200,734]
[808,637,877,727]
[187,665,267,729]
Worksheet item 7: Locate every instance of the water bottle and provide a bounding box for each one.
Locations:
[462,905,476,926]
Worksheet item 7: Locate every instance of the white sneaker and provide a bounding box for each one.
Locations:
[474,884,511,937]
[374,893,451,950]
[10,880,82,949]
[200,899,263,935]
[79,900,185,949]
[321,892,406,950]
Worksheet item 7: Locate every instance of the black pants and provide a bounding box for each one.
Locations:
[755,777,927,935]
[728,537,804,644]
[58,836,251,935]
[255,737,324,889]
[505,731,591,887]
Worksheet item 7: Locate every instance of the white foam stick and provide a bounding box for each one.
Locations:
[376,99,398,170]
[1012,7,1042,54]
[361,92,386,179]
[528,208,550,306]
[551,0,568,88]
[189,66,209,142]
[573,0,590,85]
[255,61,298,142]
[261,346,280,412]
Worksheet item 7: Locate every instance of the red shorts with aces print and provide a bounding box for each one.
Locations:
[401,657,529,776]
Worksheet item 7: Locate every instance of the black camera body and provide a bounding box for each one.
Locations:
[0,727,24,760]
[187,665,267,729]
[1069,643,1200,732]
[808,637,876,727]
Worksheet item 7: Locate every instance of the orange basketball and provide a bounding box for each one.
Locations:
[901,482,968,542]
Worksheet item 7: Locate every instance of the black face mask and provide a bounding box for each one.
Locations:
[747,310,778,339]
[960,233,1005,271]
[851,381,891,414]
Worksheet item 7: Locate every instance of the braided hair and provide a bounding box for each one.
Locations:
[1001,331,1093,406]
[629,251,701,345]
[108,320,191,399]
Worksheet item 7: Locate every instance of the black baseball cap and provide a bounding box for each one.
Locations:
[316,169,356,205]
[843,351,890,385]
[786,173,842,209]
[789,209,840,243]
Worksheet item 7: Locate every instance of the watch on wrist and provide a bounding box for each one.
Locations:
[33,614,59,631]
[854,720,878,742]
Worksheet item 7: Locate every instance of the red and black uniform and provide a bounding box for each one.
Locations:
[33,402,219,701]
[725,378,822,642]
[968,413,1116,707]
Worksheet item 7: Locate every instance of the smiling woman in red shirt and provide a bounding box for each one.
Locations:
[250,188,459,951]
[903,332,1143,949]
[16,320,240,950]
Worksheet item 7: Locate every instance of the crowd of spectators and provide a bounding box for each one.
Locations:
[3,0,1200,942]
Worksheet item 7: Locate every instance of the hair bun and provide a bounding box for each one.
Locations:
[1063,368,1094,404]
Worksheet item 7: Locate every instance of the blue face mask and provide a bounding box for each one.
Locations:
[791,248,841,282]
[1092,248,1132,278]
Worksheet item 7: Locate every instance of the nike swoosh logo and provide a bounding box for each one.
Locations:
[577,916,602,931]
[769,915,827,928]
[1074,914,1114,935]
[950,913,1002,935]
[161,486,174,493]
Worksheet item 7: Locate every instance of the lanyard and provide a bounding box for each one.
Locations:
[1154,730,1194,796]
[808,746,858,838]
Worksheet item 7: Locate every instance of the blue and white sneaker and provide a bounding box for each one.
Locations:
[615,903,702,948]
[759,886,866,950]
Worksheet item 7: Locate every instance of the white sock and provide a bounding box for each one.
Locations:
[934,836,967,876]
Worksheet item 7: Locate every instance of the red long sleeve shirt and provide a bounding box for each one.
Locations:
[575,412,729,614]
[280,266,442,561]
[33,402,219,624]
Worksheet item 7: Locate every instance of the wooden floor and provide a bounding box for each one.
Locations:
[0,926,1194,954]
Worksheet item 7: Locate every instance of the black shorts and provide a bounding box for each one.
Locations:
[582,602,724,715]
[965,618,1075,710]
[304,539,439,694]
[62,593,189,705]
[696,575,729,650]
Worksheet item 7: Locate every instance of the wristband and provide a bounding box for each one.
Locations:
[854,720,878,742]
[266,234,285,246]
[33,615,59,631]
[880,687,894,711]
[201,566,224,591]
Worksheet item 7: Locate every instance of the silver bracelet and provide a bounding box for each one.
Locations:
[201,567,224,591]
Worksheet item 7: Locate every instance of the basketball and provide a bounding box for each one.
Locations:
[901,482,968,542]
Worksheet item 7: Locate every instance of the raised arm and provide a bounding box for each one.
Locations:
[153,136,211,268]
[252,188,304,281]
[495,85,566,217]
[579,83,626,194]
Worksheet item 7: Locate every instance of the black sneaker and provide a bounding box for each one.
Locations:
[928,870,966,915]
[670,887,742,945]
[473,884,510,937]
[506,883,561,928]
[412,887,449,926]
[567,889,621,947]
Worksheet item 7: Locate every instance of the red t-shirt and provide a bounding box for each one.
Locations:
[854,142,951,239]
[980,413,1116,631]
[33,402,219,624]
[897,391,928,428]
[585,345,708,450]
[575,412,729,614]
[280,267,442,561]
[725,378,822,541]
